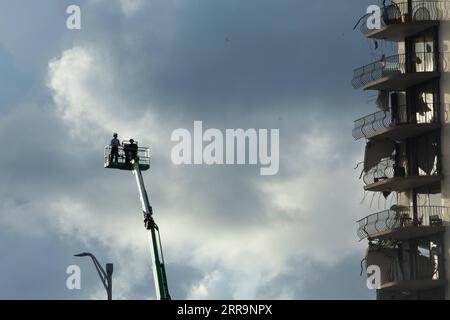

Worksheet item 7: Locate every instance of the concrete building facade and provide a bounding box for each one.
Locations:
[352,0,450,300]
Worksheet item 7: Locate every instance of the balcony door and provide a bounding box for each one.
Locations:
[413,82,439,124]
[411,31,437,72]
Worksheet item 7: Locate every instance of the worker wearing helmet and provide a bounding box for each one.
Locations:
[110,133,120,164]
[124,139,138,167]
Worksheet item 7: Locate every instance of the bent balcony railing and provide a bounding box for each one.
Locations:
[358,1,449,36]
[357,206,450,240]
[352,103,440,140]
[363,157,397,186]
[363,153,438,186]
[352,51,441,89]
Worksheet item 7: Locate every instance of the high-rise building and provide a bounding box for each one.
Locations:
[352,0,450,300]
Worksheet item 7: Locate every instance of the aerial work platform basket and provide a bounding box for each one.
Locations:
[104,142,151,171]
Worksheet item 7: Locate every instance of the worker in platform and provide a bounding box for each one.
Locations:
[124,139,138,166]
[110,133,120,163]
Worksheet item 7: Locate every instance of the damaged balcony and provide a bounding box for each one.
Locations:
[352,104,441,141]
[357,206,449,241]
[363,158,441,193]
[361,133,441,193]
[379,280,447,293]
[358,1,444,42]
[351,52,441,91]
[363,233,447,299]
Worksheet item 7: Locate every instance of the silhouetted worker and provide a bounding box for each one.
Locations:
[110,133,120,164]
[124,139,138,167]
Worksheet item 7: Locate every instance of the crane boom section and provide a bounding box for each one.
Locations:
[132,160,171,300]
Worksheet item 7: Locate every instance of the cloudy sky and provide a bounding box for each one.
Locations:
[0,0,385,299]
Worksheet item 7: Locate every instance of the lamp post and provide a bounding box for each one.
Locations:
[74,252,113,300]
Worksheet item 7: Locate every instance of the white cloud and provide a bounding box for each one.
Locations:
[90,0,145,17]
[47,46,162,148]
[119,0,144,16]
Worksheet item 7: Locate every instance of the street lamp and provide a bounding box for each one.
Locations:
[74,252,113,300]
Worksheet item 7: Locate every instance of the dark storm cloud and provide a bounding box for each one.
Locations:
[67,0,378,116]
[140,0,368,112]
[0,228,100,299]
[0,46,30,114]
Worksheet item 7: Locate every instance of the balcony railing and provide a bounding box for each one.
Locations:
[363,152,438,186]
[359,1,449,36]
[353,103,440,140]
[104,145,151,170]
[357,206,450,240]
[363,157,398,186]
[352,51,439,89]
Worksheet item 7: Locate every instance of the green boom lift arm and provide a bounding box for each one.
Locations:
[132,159,171,300]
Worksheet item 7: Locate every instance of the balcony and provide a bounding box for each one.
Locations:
[352,52,441,91]
[379,280,447,292]
[358,1,446,41]
[352,104,441,141]
[377,280,446,300]
[363,225,447,298]
[357,206,449,241]
[363,157,441,193]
